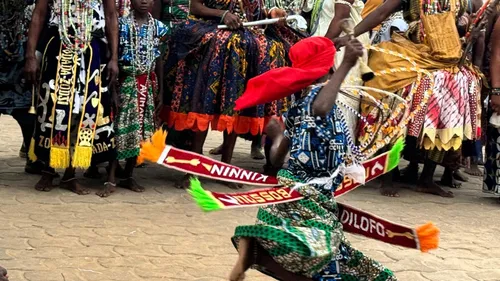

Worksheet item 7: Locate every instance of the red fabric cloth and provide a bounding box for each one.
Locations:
[234,37,336,111]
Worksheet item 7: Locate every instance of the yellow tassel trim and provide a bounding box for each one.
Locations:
[72,146,93,169]
[28,137,37,162]
[138,129,168,164]
[49,146,70,169]
[416,222,440,252]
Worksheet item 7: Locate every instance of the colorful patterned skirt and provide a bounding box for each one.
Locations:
[115,72,158,160]
[165,19,300,135]
[232,169,396,280]
[360,67,481,158]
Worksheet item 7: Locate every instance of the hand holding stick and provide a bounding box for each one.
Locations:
[218,15,301,29]
[339,19,375,82]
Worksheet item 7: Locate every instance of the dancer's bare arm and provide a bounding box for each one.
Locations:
[353,0,402,37]
[25,0,49,84]
[312,39,363,117]
[324,0,354,40]
[265,118,290,167]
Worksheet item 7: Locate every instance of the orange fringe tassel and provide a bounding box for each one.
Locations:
[416,222,440,252]
[137,129,168,165]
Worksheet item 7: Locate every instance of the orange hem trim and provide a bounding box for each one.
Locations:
[167,112,273,135]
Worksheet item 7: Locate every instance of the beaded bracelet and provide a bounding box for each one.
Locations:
[491,88,500,96]
[220,10,229,23]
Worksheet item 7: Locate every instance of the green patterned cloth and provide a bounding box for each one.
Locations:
[115,74,157,160]
[232,170,397,280]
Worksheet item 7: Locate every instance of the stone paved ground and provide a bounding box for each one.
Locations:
[1,115,500,281]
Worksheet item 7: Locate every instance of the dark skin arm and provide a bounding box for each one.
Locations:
[264,118,290,167]
[312,39,364,117]
[152,0,162,19]
[324,0,355,41]
[490,16,500,113]
[353,0,401,37]
[103,0,119,83]
[190,0,241,29]
[24,0,49,84]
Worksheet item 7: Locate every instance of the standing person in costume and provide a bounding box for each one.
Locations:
[483,13,500,199]
[305,0,370,137]
[153,0,196,163]
[99,0,168,197]
[165,0,300,189]
[229,37,397,281]
[337,0,483,197]
[25,0,119,194]
[0,1,45,174]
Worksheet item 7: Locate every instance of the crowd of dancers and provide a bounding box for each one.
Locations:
[1,0,500,279]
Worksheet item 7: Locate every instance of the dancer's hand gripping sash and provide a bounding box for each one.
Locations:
[140,131,439,252]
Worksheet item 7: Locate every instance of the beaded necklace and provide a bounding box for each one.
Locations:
[54,0,95,52]
[128,11,156,74]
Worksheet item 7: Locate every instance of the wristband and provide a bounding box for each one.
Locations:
[220,10,229,23]
[491,88,500,96]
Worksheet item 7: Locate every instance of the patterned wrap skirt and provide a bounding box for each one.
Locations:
[115,72,158,160]
[164,19,300,135]
[232,169,397,280]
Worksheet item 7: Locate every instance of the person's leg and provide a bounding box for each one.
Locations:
[96,160,118,197]
[220,130,242,189]
[175,130,208,189]
[416,159,454,197]
[250,134,265,160]
[229,238,311,281]
[465,140,483,176]
[208,143,223,155]
[60,167,90,195]
[84,164,102,179]
[118,157,145,192]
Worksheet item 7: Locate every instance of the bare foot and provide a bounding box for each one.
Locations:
[119,178,145,192]
[380,184,400,197]
[217,180,243,189]
[60,178,90,195]
[175,174,193,189]
[416,181,454,197]
[453,170,469,182]
[34,173,55,192]
[84,166,102,179]
[251,146,265,160]
[464,163,482,176]
[230,238,255,281]
[96,182,117,197]
[0,265,8,281]
[209,144,223,155]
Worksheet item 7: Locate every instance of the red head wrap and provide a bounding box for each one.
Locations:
[234,36,336,111]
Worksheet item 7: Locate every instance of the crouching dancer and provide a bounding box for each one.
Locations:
[229,37,397,281]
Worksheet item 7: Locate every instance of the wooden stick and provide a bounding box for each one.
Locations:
[218,15,301,29]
